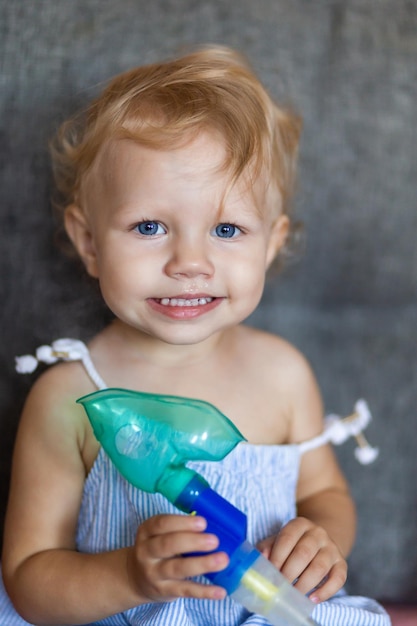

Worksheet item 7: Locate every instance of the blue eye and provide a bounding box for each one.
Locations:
[134,221,166,236]
[213,223,241,239]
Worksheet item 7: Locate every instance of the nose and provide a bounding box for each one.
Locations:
[164,235,214,280]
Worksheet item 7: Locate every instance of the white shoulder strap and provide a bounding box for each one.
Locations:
[15,338,107,390]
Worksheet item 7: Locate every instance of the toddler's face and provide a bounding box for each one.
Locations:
[68,132,288,346]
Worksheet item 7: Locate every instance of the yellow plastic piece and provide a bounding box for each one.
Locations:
[241,567,280,602]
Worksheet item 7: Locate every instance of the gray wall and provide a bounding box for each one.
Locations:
[1,0,416,604]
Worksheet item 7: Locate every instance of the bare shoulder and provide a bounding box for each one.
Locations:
[230,325,324,443]
[234,324,316,383]
[22,358,96,417]
[15,359,98,470]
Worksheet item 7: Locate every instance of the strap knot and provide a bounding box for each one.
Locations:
[299,399,379,464]
[15,338,106,390]
[325,399,379,465]
[15,339,89,374]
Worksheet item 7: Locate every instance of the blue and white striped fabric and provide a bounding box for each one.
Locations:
[0,443,390,625]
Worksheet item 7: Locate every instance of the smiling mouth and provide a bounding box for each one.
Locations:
[158,297,214,307]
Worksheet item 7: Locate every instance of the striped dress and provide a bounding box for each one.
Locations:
[0,343,390,625]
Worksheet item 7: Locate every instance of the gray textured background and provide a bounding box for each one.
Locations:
[1,0,416,604]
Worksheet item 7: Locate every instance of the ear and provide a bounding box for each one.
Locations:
[266,214,290,268]
[64,205,99,278]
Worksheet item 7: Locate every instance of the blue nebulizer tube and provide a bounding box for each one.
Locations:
[77,388,318,626]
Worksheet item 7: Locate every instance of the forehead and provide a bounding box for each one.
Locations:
[87,131,225,182]
[82,132,277,219]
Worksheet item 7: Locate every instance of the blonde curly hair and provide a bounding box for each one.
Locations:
[51,45,302,260]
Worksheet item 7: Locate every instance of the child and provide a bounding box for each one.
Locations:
[1,46,389,625]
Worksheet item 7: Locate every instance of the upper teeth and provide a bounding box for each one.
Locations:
[160,297,213,307]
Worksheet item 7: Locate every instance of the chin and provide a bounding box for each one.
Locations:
[156,325,224,346]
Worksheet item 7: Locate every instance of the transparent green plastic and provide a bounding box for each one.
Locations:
[77,387,245,502]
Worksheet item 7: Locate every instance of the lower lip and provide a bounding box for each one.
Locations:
[147,298,222,320]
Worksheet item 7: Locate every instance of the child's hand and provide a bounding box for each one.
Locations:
[257,517,347,603]
[127,514,229,603]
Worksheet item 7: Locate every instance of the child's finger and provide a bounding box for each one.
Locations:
[137,514,207,540]
[256,536,274,559]
[162,577,227,601]
[307,563,347,604]
[278,535,322,585]
[266,519,311,571]
[160,550,230,582]
[144,530,220,560]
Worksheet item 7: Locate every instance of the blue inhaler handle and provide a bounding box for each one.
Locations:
[174,475,259,593]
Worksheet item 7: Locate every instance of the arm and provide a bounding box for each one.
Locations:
[296,445,356,561]
[2,366,227,625]
[258,352,356,603]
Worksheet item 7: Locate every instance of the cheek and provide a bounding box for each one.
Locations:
[95,245,159,306]
[231,252,267,303]
[95,254,134,303]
